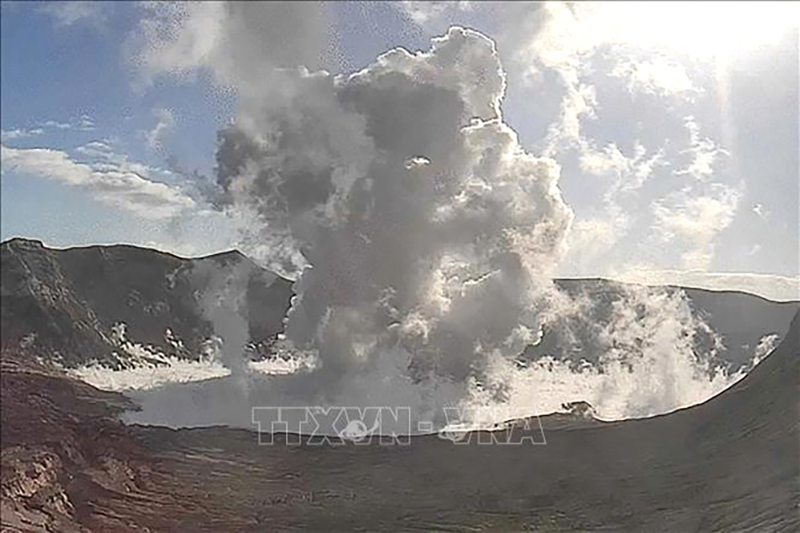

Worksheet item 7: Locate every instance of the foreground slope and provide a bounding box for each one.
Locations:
[2,312,797,531]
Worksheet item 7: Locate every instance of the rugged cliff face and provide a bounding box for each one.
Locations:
[4,239,795,376]
[0,357,142,532]
[0,238,293,368]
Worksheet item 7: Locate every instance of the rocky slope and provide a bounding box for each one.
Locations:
[1,312,797,531]
[2,238,798,530]
[3,239,796,378]
[1,238,293,369]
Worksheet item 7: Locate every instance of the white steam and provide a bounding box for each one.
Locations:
[120,28,761,430]
[214,27,572,419]
[482,286,749,421]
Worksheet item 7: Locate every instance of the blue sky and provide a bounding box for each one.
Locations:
[1,1,797,289]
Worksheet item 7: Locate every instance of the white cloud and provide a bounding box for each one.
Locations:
[142,107,175,150]
[396,1,473,27]
[580,142,665,194]
[129,2,226,83]
[492,3,724,158]
[563,216,628,275]
[0,128,44,141]
[506,2,797,69]
[398,4,785,283]
[126,2,329,95]
[398,2,449,25]
[39,1,109,28]
[676,117,727,182]
[36,116,95,132]
[641,116,736,271]
[560,142,666,273]
[611,58,697,99]
[76,115,96,130]
[495,4,699,160]
[0,143,195,219]
[652,187,741,270]
[41,120,71,130]
[543,82,597,155]
[492,3,743,277]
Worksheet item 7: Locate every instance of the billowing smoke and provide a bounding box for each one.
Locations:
[189,258,258,385]
[214,27,572,412]
[503,284,743,420]
[122,27,760,430]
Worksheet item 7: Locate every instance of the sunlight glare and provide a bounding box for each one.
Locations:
[594,1,799,59]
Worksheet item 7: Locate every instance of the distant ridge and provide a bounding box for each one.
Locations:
[2,239,797,374]
[0,238,293,367]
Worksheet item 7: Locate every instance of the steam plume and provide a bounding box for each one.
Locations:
[124,28,756,430]
[215,27,572,412]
